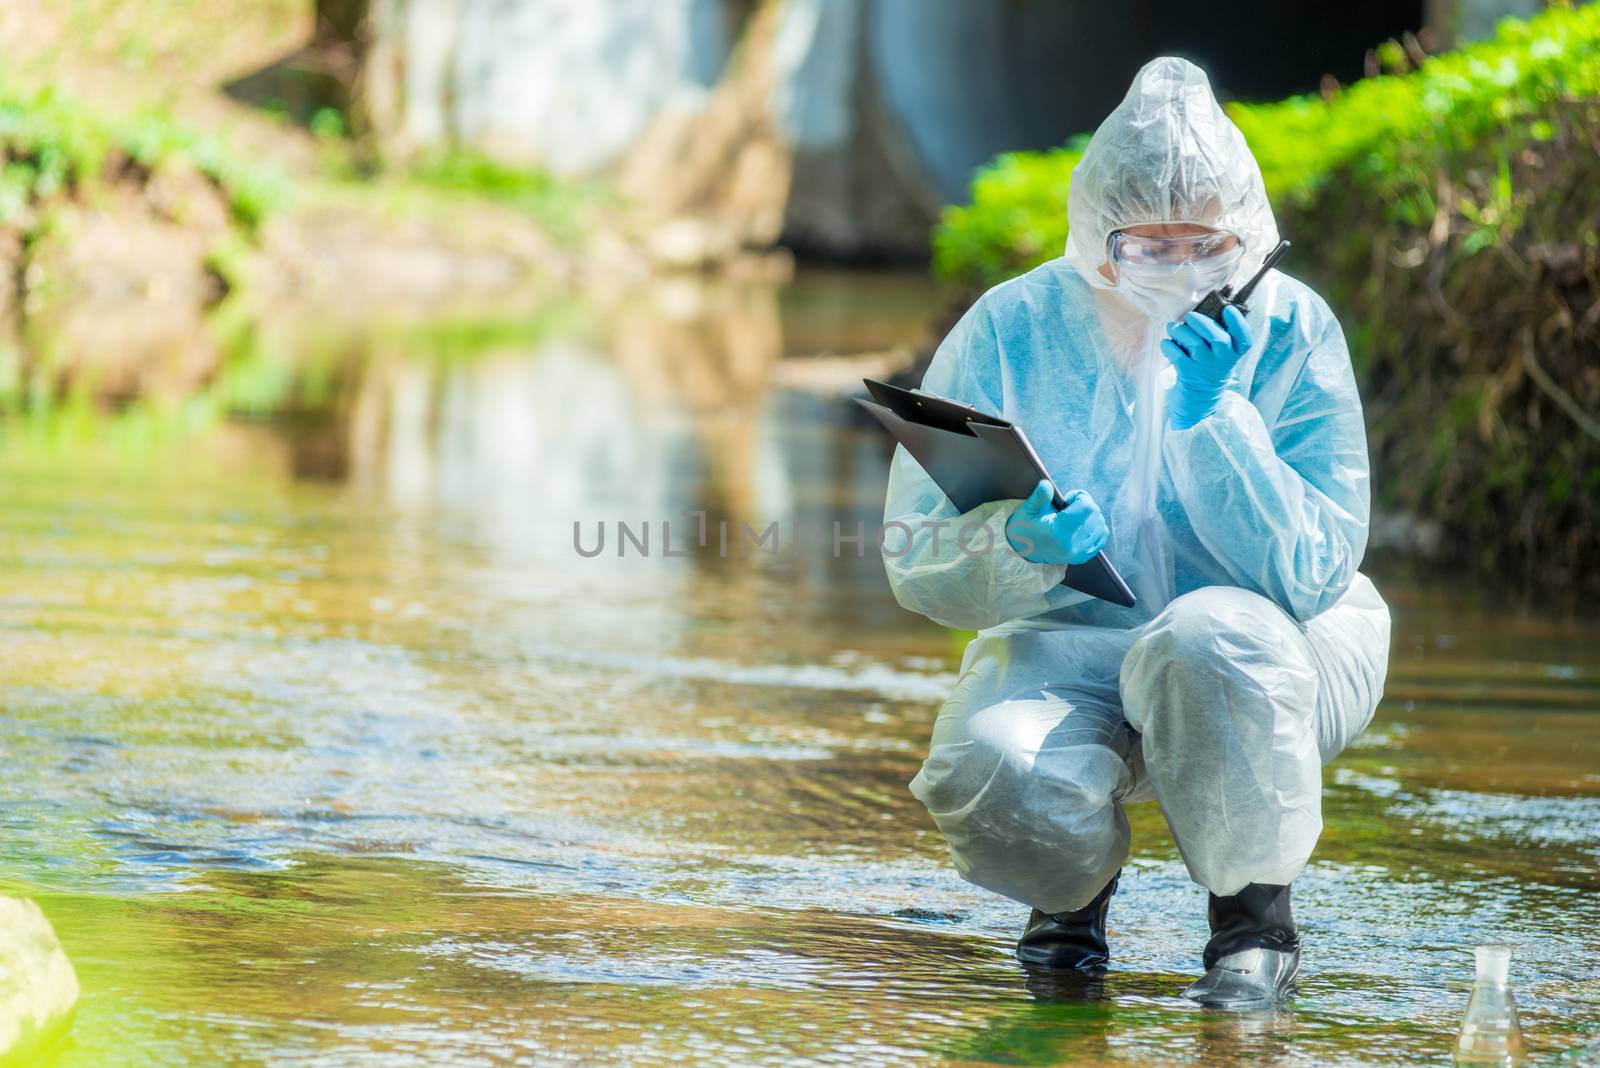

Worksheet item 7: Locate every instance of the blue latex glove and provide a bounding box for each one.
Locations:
[1004,480,1109,565]
[1159,305,1254,430]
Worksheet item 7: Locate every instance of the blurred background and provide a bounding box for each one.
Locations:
[0,2,1597,1066]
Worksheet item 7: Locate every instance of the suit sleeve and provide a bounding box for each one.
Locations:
[1162,306,1371,622]
[880,300,1069,631]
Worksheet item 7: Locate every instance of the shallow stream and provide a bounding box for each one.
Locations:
[2,271,1597,1065]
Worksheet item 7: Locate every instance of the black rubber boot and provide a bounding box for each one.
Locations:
[1015,870,1119,971]
[1183,882,1301,1009]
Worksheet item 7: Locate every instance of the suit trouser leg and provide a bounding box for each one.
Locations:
[909,688,1145,914]
[1118,577,1391,895]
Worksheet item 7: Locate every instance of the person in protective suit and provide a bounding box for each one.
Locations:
[882,57,1391,1008]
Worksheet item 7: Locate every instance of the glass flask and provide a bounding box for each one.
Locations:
[1455,944,1526,1066]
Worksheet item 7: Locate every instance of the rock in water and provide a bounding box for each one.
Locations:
[0,897,78,1064]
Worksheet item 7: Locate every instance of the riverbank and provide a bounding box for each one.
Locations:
[0,76,687,311]
[0,0,806,386]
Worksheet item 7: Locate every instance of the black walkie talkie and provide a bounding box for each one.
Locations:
[1193,239,1291,323]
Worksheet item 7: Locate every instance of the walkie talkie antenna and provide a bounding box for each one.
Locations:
[1191,238,1292,323]
[1230,239,1291,308]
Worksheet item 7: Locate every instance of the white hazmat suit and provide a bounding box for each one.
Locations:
[886,58,1391,913]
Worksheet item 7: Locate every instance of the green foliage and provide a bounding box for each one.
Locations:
[0,79,284,230]
[931,144,1082,286]
[309,106,347,142]
[1231,2,1600,211]
[933,2,1600,289]
[405,150,612,242]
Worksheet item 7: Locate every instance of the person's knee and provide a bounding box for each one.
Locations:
[912,700,1034,815]
[1120,586,1315,733]
[912,699,1119,825]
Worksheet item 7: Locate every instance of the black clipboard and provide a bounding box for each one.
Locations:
[858,378,1136,609]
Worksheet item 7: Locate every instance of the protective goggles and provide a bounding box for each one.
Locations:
[1108,228,1242,270]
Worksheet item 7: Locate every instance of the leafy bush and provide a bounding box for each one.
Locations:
[931,139,1083,286]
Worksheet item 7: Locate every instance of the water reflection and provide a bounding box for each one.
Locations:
[0,270,1597,1065]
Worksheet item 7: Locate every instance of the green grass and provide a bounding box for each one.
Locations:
[403,150,613,242]
[0,79,286,230]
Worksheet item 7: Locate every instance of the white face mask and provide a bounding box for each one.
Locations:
[1116,249,1243,323]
